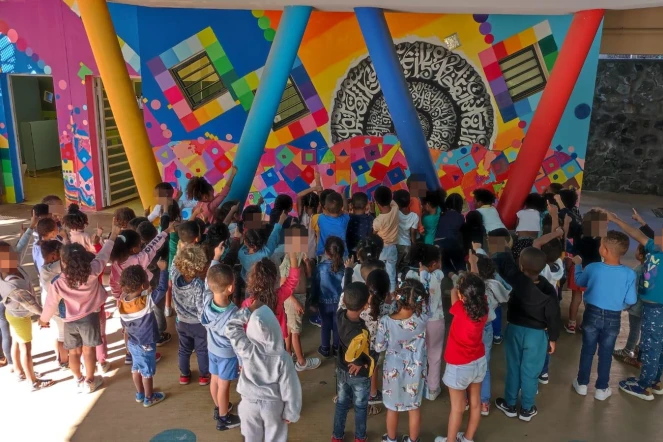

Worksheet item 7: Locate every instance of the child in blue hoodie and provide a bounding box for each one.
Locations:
[201,244,240,431]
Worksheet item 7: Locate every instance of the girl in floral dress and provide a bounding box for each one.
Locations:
[375,279,429,442]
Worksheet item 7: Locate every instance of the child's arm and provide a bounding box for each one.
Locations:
[296,186,321,219]
[10,288,43,316]
[136,231,169,268]
[223,203,240,226]
[151,262,170,305]
[533,227,564,249]
[209,166,237,212]
[450,286,460,306]
[468,250,479,273]
[16,211,38,256]
[224,307,255,360]
[409,227,417,245]
[264,216,286,256]
[624,270,638,307]
[341,186,349,213]
[90,237,116,277]
[147,205,161,223]
[278,357,303,423]
[603,210,650,246]
[573,256,589,287]
[343,257,355,290]
[544,294,562,345]
[39,283,61,324]
[278,253,300,303]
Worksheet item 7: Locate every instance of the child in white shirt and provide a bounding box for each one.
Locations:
[473,189,506,233]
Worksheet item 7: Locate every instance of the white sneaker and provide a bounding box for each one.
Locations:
[74,376,85,394]
[595,387,612,401]
[424,386,442,401]
[295,357,321,372]
[98,361,111,374]
[434,437,447,442]
[573,379,588,396]
[86,376,104,394]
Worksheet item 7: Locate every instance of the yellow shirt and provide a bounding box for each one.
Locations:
[373,202,400,246]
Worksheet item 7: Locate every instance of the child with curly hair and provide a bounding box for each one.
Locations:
[238,211,288,282]
[39,222,120,393]
[114,207,137,230]
[473,188,506,234]
[186,166,237,223]
[435,273,489,442]
[63,204,96,253]
[375,279,429,442]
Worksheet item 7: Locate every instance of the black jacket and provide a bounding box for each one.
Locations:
[336,309,373,377]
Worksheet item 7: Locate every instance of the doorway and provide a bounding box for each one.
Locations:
[7,74,63,205]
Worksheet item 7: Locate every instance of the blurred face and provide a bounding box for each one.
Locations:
[0,248,19,272]
[48,202,64,221]
[488,237,507,254]
[583,213,607,237]
[285,229,307,254]
[199,192,213,202]
[635,248,645,263]
[409,180,426,198]
[44,251,60,265]
[154,189,173,208]
[43,229,59,242]
[244,213,262,230]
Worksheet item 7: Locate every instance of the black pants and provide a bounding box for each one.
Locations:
[176,321,209,376]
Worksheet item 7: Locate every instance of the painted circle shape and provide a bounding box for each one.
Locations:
[160,124,167,130]
[264,28,276,41]
[83,120,88,126]
[479,22,492,35]
[162,130,172,139]
[25,47,33,56]
[484,34,495,44]
[197,137,205,144]
[44,65,52,75]
[225,134,232,141]
[7,29,18,43]
[473,14,489,23]
[150,429,196,442]
[0,123,4,129]
[151,99,161,110]
[58,80,68,90]
[574,103,591,120]
[310,141,317,148]
[15,38,27,51]
[331,41,495,151]
[257,16,271,30]
[518,120,527,129]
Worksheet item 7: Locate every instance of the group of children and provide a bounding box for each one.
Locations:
[0,169,661,442]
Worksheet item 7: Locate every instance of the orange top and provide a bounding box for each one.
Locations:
[408,197,425,234]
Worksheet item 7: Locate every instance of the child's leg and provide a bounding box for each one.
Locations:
[370,368,379,397]
[153,296,167,336]
[292,333,306,365]
[262,400,289,442]
[385,409,399,441]
[625,312,642,354]
[285,332,292,355]
[193,324,210,377]
[465,383,482,441]
[0,303,13,365]
[480,324,493,405]
[210,375,219,407]
[218,379,232,416]
[19,342,36,383]
[132,371,145,395]
[96,305,108,364]
[595,311,621,390]
[69,347,83,380]
[11,341,22,375]
[447,388,466,441]
[577,307,599,386]
[492,306,502,338]
[520,329,547,410]
[165,280,173,311]
[82,345,97,381]
[142,376,154,398]
[504,325,522,407]
[332,308,339,349]
[332,370,353,438]
[408,408,421,441]
[425,319,445,393]
[319,304,333,351]
[569,290,583,325]
[380,245,398,293]
[176,321,194,375]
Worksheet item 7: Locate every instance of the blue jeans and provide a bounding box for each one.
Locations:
[492,305,502,338]
[320,303,339,350]
[333,368,370,439]
[638,303,663,389]
[504,324,547,410]
[480,322,493,403]
[176,321,209,377]
[0,302,12,364]
[576,304,621,389]
[380,244,398,293]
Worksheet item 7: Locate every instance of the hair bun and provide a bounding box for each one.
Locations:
[68,203,80,214]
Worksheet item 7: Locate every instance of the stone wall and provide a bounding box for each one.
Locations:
[584,60,663,195]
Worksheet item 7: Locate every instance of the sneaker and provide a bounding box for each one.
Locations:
[30,379,55,392]
[434,437,448,442]
[538,373,549,385]
[518,405,538,422]
[144,392,166,408]
[124,353,133,365]
[495,397,517,418]
[179,373,191,385]
[157,332,172,347]
[85,376,104,394]
[572,379,588,396]
[368,390,383,405]
[652,381,663,395]
[381,435,397,442]
[309,314,322,328]
[136,392,145,403]
[424,386,442,401]
[401,437,419,442]
[155,352,162,363]
[565,322,576,334]
[332,438,344,442]
[317,346,332,359]
[213,403,234,420]
[59,362,70,371]
[355,438,368,442]
[216,413,241,431]
[332,346,339,357]
[481,401,490,416]
[457,433,471,442]
[199,375,211,386]
[492,335,503,345]
[613,348,636,359]
[595,387,612,401]
[98,360,111,374]
[295,357,321,372]
[619,377,655,401]
[74,376,85,393]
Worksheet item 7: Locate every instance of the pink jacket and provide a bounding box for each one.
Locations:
[40,239,114,323]
[195,182,231,224]
[69,229,97,253]
[109,232,168,298]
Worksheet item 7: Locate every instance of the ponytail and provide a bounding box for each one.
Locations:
[324,236,345,273]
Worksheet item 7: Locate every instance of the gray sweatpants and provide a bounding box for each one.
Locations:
[238,398,288,442]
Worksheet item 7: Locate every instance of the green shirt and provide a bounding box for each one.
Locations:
[422,207,440,245]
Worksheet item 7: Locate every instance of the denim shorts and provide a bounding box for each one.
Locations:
[209,352,239,381]
[128,341,156,378]
[443,356,487,390]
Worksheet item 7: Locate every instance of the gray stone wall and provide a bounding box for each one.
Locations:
[584,60,663,195]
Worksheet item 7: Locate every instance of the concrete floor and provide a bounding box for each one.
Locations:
[0,191,662,442]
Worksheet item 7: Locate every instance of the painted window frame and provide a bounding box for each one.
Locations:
[272,76,310,131]
[498,45,548,103]
[170,51,228,110]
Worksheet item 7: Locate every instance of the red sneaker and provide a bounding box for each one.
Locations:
[179,373,191,385]
[155,352,162,363]
[199,375,211,386]
[331,437,343,442]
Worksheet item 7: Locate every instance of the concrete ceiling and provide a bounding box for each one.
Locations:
[109,0,663,14]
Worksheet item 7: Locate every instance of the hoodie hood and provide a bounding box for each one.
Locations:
[485,278,512,322]
[200,293,238,359]
[247,305,284,356]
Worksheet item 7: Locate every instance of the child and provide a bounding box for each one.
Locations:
[114,207,137,230]
[494,247,560,421]
[171,244,211,385]
[406,174,426,235]
[225,297,302,442]
[63,204,96,253]
[187,166,237,223]
[436,193,466,274]
[200,246,241,430]
[345,235,384,285]
[238,211,287,282]
[316,192,350,257]
[34,217,60,277]
[316,237,345,358]
[394,189,419,275]
[347,192,374,257]
[435,273,489,442]
[146,182,175,224]
[461,210,487,255]
[572,230,636,400]
[516,193,546,238]
[269,194,296,228]
[39,223,120,393]
[473,188,506,233]
[42,194,65,222]
[39,240,69,369]
[332,282,374,442]
[373,186,400,292]
[298,189,320,230]
[421,190,443,245]
[118,263,169,407]
[375,279,429,442]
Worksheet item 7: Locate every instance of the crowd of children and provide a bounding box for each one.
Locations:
[0,168,661,442]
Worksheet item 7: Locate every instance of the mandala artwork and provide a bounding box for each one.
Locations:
[331,41,495,151]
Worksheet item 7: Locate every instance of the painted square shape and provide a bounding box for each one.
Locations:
[217,92,236,112]
[542,155,562,174]
[261,169,279,187]
[500,105,518,123]
[205,98,223,120]
[491,154,510,175]
[277,145,296,166]
[478,48,497,67]
[296,81,316,100]
[533,21,552,40]
[245,71,260,90]
[492,41,508,60]
[214,155,232,172]
[290,64,308,85]
[274,128,293,145]
[194,107,211,125]
[0,148,9,161]
[147,56,166,75]
[489,77,508,95]
[352,158,370,176]
[495,91,513,109]
[544,52,558,73]
[238,93,254,111]
[483,62,503,82]
[160,49,180,69]
[312,109,329,126]
[302,151,316,165]
[457,154,477,174]
[155,70,176,92]
[364,144,380,160]
[213,57,233,75]
[386,167,406,185]
[299,114,317,134]
[281,162,301,181]
[288,121,305,139]
[197,27,217,48]
[549,168,568,184]
[172,99,192,118]
[562,159,582,177]
[534,176,551,194]
[231,78,251,98]
[78,149,91,164]
[369,162,388,181]
[173,41,194,62]
[538,35,558,56]
[503,35,522,55]
[79,166,93,182]
[186,35,203,55]
[206,41,225,61]
[181,113,200,132]
[504,147,519,162]
[305,95,324,113]
[518,28,537,47]
[514,98,532,117]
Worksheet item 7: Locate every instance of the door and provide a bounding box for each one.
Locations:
[93,77,140,207]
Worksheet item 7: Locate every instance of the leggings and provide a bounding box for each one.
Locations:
[0,302,13,364]
[320,303,339,350]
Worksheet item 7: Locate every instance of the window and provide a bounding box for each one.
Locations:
[273,77,310,130]
[171,52,227,110]
[498,46,547,102]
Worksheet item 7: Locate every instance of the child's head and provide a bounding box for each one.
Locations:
[324,192,343,216]
[61,243,96,289]
[636,243,646,263]
[406,174,426,198]
[0,242,18,272]
[42,195,64,221]
[186,176,214,202]
[421,190,441,213]
[33,203,50,219]
[357,234,384,264]
[177,221,201,245]
[36,218,59,244]
[558,189,578,210]
[351,192,369,213]
[154,182,175,207]
[541,238,563,264]
[374,186,392,208]
[473,188,496,208]
[319,189,335,213]
[366,268,390,320]
[241,205,263,231]
[583,209,608,238]
[360,259,386,282]
[207,263,234,302]
[394,278,429,316]
[246,257,279,311]
[487,228,511,253]
[324,236,345,272]
[273,195,293,215]
[393,189,411,211]
[173,244,208,281]
[545,183,564,195]
[445,193,464,213]
[244,229,265,252]
[203,223,230,259]
[519,247,548,278]
[456,273,489,321]
[216,200,240,224]
[600,230,630,261]
[110,229,141,263]
[476,255,496,280]
[302,192,320,215]
[166,200,182,222]
[420,244,441,270]
[128,216,149,231]
[114,207,137,230]
[120,265,149,295]
[137,221,158,245]
[524,193,546,212]
[284,224,308,254]
[40,240,62,265]
[465,210,484,229]
[344,281,370,312]
[62,203,88,231]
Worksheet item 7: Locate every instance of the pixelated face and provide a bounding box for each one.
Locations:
[583,213,607,237]
[285,228,307,253]
[409,180,426,198]
[154,189,173,207]
[244,213,262,230]
[48,202,64,221]
[0,249,18,271]
[487,237,507,254]
[44,250,60,265]
[657,233,663,250]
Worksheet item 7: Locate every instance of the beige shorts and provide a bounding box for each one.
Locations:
[284,293,307,334]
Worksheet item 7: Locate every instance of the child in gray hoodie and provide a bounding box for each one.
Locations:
[225,300,302,442]
[201,244,240,432]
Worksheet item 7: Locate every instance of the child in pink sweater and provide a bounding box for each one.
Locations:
[186,166,237,224]
[63,204,96,253]
[39,223,120,394]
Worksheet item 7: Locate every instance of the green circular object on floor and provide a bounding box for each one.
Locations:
[151,429,196,442]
